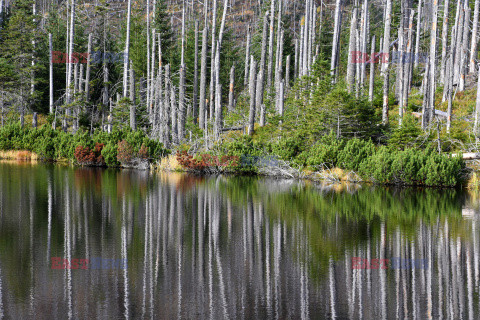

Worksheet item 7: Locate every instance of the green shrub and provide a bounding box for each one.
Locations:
[337,138,376,171]
[359,147,465,187]
[101,142,119,167]
[300,132,346,169]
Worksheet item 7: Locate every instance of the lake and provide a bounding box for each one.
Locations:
[0,162,478,319]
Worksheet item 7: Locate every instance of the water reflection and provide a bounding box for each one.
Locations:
[0,163,479,318]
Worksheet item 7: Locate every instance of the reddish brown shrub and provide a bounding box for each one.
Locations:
[176,151,240,172]
[138,144,149,160]
[74,144,106,166]
[117,140,135,165]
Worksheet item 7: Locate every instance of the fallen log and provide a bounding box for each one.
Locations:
[221,126,244,132]
[451,153,480,160]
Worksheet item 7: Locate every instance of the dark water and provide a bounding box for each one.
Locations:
[0,162,479,319]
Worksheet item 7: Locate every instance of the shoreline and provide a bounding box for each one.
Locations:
[0,150,475,189]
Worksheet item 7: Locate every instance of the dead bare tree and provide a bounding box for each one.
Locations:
[381,0,392,124]
[248,56,257,136]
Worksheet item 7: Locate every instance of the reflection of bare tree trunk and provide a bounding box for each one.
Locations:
[122,198,130,319]
[380,223,387,319]
[64,183,73,319]
[457,238,465,319]
[473,221,479,288]
[329,259,336,319]
[47,171,53,263]
[467,244,474,320]
[197,188,205,315]
[177,191,184,319]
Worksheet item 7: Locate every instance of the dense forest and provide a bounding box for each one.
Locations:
[0,0,477,186]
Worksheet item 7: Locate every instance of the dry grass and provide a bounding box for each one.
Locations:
[308,167,363,183]
[467,171,480,190]
[0,150,39,161]
[156,154,184,172]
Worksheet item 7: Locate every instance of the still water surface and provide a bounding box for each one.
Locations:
[0,162,479,319]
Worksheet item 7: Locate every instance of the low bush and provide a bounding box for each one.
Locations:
[359,147,465,187]
[74,143,105,166]
[176,151,240,173]
[0,124,169,167]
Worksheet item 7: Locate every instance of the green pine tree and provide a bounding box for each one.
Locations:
[0,0,43,119]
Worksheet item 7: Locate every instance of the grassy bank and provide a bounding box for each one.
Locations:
[0,123,469,187]
[166,133,467,188]
[0,123,169,168]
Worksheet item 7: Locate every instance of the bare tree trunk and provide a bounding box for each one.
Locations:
[381,0,392,124]
[163,65,171,146]
[73,62,78,97]
[199,25,208,130]
[178,2,186,141]
[214,82,222,139]
[228,64,235,111]
[275,29,284,109]
[244,28,251,86]
[171,85,178,144]
[123,0,132,97]
[209,0,218,122]
[355,29,361,96]
[398,7,405,124]
[258,76,266,126]
[346,8,358,93]
[193,20,199,123]
[294,39,299,79]
[459,7,470,91]
[79,63,84,95]
[360,0,369,88]
[146,0,151,118]
[414,0,423,69]
[285,55,291,92]
[85,33,92,102]
[454,0,464,85]
[302,0,310,76]
[447,55,454,132]
[309,2,317,70]
[49,33,53,114]
[299,25,304,77]
[330,0,343,81]
[475,63,480,138]
[402,11,414,113]
[440,0,450,83]
[248,56,257,136]
[31,2,36,97]
[369,35,375,101]
[424,0,439,129]
[274,0,283,91]
[470,0,480,73]
[278,80,284,117]
[257,12,269,109]
[213,0,229,138]
[130,64,136,130]
[66,0,76,104]
[150,28,156,121]
[267,0,276,89]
